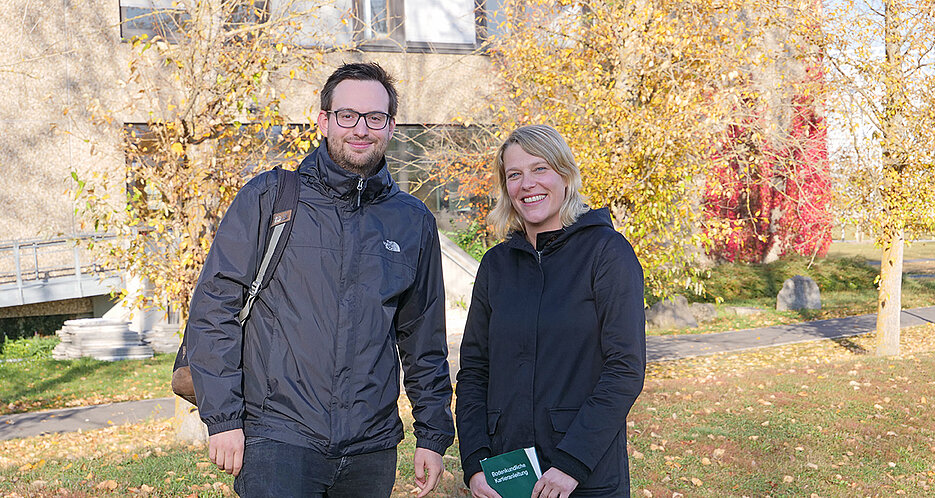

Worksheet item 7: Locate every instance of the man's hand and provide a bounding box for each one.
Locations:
[468,471,502,498]
[532,467,578,498]
[413,448,444,497]
[209,429,244,477]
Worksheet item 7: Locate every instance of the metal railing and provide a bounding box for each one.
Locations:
[0,234,119,289]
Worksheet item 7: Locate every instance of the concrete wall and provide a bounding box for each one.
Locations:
[0,0,496,244]
[0,1,127,241]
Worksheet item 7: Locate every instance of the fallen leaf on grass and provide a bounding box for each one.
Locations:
[196,462,212,469]
[213,482,232,496]
[632,450,644,459]
[701,457,711,465]
[691,477,703,486]
[97,479,118,490]
[783,475,794,483]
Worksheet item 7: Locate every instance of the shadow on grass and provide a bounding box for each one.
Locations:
[6,360,106,405]
[831,336,868,355]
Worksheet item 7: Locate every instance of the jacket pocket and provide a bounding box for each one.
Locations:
[487,409,502,453]
[548,407,621,491]
[362,252,416,302]
[548,407,578,433]
[487,410,501,435]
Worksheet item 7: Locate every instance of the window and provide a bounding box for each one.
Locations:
[120,0,267,42]
[119,1,503,51]
[272,0,486,53]
[405,0,476,47]
[119,0,188,42]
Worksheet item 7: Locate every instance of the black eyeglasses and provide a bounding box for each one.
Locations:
[326,109,393,130]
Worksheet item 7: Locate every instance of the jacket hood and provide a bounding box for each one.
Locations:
[297,141,398,205]
[506,207,614,253]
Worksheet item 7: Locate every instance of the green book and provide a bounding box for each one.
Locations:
[480,447,543,498]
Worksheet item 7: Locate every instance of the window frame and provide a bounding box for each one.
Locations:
[354,0,488,55]
[118,0,497,54]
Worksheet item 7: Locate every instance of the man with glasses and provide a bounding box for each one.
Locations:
[186,62,454,497]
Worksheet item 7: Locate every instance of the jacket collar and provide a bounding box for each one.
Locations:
[297,142,398,205]
[506,207,613,254]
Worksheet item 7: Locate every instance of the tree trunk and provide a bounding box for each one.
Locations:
[875,227,903,356]
[875,0,905,357]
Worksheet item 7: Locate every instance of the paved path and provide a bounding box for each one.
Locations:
[3,306,934,441]
[647,306,935,361]
[1,397,174,441]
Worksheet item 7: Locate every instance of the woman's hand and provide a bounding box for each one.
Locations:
[469,471,503,498]
[532,467,578,498]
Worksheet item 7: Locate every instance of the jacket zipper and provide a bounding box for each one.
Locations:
[356,178,364,208]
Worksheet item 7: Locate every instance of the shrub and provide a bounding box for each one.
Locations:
[0,335,60,360]
[701,256,878,302]
[448,221,489,262]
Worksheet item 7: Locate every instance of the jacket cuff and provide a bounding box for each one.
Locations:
[205,419,244,436]
[550,449,591,486]
[415,437,452,456]
[461,448,492,487]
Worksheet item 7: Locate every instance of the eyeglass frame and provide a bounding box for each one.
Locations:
[324,108,394,130]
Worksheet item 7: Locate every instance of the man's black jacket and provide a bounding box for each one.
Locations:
[187,143,454,456]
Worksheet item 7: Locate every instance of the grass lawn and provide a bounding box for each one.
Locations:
[634,322,935,497]
[3,324,935,496]
[826,240,935,263]
[0,341,174,415]
[646,251,935,336]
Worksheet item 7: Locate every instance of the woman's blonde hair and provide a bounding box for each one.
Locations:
[487,124,588,238]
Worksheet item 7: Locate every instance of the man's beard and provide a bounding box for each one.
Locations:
[327,134,385,177]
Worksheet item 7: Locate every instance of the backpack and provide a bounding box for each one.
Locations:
[171,167,301,406]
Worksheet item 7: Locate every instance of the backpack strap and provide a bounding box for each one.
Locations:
[238,166,301,326]
[173,167,301,405]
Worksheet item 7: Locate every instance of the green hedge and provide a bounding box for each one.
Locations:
[700,256,879,302]
[0,313,91,342]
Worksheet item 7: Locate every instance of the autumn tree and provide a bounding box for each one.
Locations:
[73,0,334,320]
[704,40,833,264]
[822,0,935,355]
[443,0,828,298]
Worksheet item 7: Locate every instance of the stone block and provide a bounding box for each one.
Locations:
[175,399,209,443]
[646,295,698,330]
[776,275,821,311]
[690,302,718,323]
[724,306,765,316]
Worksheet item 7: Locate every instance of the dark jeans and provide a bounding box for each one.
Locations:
[233,437,397,497]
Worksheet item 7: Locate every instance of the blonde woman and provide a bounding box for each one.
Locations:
[456,125,646,497]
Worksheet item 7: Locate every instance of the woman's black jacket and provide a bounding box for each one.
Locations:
[456,208,645,495]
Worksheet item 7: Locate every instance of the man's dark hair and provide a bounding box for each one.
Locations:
[321,62,398,117]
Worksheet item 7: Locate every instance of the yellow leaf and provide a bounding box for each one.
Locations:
[97,480,119,490]
[171,143,185,155]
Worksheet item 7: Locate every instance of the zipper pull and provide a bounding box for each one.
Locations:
[356,177,364,208]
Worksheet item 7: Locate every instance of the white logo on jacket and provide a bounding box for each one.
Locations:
[383,240,401,252]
